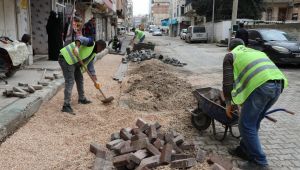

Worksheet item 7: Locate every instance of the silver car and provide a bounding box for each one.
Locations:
[152,29,162,36]
[180,29,187,40]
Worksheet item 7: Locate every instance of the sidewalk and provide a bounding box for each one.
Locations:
[0,49,108,142]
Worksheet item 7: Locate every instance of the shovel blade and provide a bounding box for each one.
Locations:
[101,96,114,103]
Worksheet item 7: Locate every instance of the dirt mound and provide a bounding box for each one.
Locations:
[124,60,196,111]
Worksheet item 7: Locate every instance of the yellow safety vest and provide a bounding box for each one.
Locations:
[231,45,288,104]
[60,42,95,64]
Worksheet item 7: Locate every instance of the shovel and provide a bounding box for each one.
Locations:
[75,55,114,104]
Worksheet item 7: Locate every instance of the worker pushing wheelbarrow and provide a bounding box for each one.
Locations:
[190,39,296,169]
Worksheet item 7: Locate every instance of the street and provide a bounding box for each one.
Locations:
[147,33,300,169]
[0,34,300,169]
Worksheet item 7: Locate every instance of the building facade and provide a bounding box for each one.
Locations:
[150,0,170,26]
[0,0,118,65]
[262,0,300,22]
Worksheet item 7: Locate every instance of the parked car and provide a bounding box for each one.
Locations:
[247,29,300,65]
[180,29,187,40]
[152,29,162,36]
[185,26,208,43]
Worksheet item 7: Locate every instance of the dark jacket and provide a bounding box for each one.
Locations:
[235,28,249,45]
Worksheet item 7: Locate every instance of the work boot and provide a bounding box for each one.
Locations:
[228,146,250,161]
[238,161,271,170]
[61,105,75,115]
[78,98,92,104]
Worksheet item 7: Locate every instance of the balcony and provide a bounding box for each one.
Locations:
[184,2,196,16]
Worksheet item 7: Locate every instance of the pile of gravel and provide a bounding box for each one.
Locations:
[125,50,187,67]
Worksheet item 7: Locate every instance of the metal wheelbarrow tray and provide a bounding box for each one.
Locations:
[190,87,295,141]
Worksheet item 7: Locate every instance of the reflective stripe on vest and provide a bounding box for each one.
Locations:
[231,45,288,104]
[60,42,95,65]
[65,43,77,64]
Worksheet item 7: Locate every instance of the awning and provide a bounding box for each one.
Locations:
[94,0,115,12]
[170,18,178,25]
[161,18,169,26]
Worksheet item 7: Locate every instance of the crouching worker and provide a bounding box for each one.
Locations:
[58,36,106,114]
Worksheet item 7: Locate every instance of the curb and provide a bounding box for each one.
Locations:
[0,79,64,142]
[0,49,108,142]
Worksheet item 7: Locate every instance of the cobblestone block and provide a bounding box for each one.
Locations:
[120,128,132,141]
[130,149,148,164]
[112,153,131,167]
[136,155,160,169]
[160,143,173,165]
[170,158,196,169]
[131,138,149,150]
[106,139,124,150]
[111,132,120,141]
[147,143,161,156]
[136,118,149,132]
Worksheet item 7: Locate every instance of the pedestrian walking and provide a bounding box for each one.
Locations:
[58,36,106,114]
[223,38,288,169]
[130,28,145,44]
[82,17,96,41]
[235,22,249,46]
[46,11,63,61]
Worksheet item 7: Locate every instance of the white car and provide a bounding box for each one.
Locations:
[152,29,162,36]
[180,29,187,40]
[185,26,208,43]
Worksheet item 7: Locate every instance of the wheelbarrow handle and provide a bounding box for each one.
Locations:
[265,108,296,115]
[264,116,277,123]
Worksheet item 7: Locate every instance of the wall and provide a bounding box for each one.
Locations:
[0,0,17,40]
[206,21,231,42]
[30,0,52,55]
[152,2,169,26]
[16,0,31,40]
[246,23,300,40]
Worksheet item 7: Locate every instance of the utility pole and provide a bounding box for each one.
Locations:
[211,0,215,43]
[229,0,238,44]
[231,0,238,31]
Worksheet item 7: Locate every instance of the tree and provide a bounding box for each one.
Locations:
[192,0,264,22]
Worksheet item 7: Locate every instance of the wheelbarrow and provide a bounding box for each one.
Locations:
[190,87,295,141]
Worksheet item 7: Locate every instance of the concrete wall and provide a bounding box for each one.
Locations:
[206,21,231,42]
[16,0,31,40]
[30,0,52,55]
[0,0,17,40]
[246,23,300,40]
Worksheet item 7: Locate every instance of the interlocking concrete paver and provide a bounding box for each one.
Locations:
[147,35,300,169]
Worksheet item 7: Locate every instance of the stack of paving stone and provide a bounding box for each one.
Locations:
[89,118,215,170]
[126,50,187,67]
[2,73,62,98]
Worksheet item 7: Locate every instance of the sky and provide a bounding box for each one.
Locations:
[132,0,150,16]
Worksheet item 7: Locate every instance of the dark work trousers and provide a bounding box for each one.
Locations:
[58,56,86,106]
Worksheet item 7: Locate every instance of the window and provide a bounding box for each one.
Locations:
[248,30,261,40]
[193,27,205,33]
[267,8,272,21]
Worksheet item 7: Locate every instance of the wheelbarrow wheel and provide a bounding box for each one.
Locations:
[191,110,212,131]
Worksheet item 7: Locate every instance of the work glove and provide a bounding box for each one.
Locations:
[94,82,101,89]
[226,104,233,119]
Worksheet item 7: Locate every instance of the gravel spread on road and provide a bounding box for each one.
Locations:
[0,54,210,170]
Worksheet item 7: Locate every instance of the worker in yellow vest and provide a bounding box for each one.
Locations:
[58,36,106,114]
[130,28,145,44]
[223,38,287,169]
